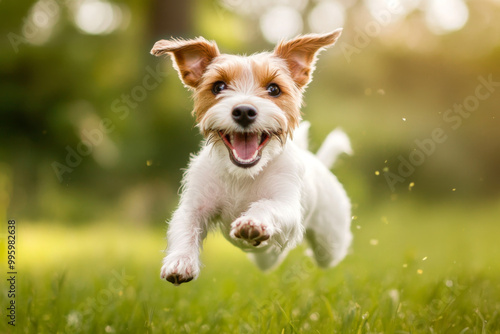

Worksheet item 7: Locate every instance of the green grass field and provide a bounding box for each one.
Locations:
[2,199,500,333]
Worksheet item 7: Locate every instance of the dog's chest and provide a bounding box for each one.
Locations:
[217,179,265,222]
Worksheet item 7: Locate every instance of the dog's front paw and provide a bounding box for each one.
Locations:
[160,254,200,286]
[230,217,273,246]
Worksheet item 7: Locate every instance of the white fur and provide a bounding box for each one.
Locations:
[159,39,352,285]
[316,127,353,168]
[160,122,352,283]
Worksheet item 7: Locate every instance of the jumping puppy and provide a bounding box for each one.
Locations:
[151,29,352,285]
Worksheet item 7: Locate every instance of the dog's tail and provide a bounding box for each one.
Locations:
[316,128,353,169]
[293,121,352,169]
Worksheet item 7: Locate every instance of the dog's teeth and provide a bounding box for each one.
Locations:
[232,148,259,164]
[252,149,258,160]
[230,133,261,164]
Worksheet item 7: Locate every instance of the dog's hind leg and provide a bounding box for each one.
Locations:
[305,180,352,267]
[305,225,350,268]
[305,128,353,268]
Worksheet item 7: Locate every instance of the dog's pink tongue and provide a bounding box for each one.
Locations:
[232,133,259,160]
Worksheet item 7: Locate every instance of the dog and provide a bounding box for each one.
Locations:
[151,29,352,285]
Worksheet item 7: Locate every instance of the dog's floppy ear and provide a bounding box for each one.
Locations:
[274,29,342,88]
[151,37,220,89]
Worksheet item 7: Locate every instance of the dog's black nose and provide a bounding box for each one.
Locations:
[232,105,257,128]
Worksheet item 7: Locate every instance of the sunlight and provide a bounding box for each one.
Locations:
[424,0,469,34]
[23,0,60,45]
[73,0,125,35]
[308,1,345,34]
[260,5,303,43]
[363,0,421,24]
[221,0,307,17]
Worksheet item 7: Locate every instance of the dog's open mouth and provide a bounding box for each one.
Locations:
[219,131,272,168]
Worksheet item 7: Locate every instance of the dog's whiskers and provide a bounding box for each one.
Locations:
[153,29,351,286]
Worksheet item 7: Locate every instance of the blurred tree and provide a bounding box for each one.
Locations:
[149,0,193,39]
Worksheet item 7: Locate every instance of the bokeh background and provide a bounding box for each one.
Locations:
[1,0,500,332]
[2,0,500,224]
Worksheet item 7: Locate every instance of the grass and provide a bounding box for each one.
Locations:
[2,199,500,333]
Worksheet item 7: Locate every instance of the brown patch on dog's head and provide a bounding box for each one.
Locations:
[191,55,247,125]
[273,29,342,89]
[151,37,220,88]
[152,31,342,141]
[250,55,302,136]
[192,54,303,139]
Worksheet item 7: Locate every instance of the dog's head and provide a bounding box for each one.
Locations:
[151,30,342,174]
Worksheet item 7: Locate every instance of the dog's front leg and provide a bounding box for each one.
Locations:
[230,184,303,250]
[160,173,219,285]
[160,209,204,285]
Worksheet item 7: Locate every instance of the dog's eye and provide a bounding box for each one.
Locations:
[266,83,281,97]
[212,81,227,95]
